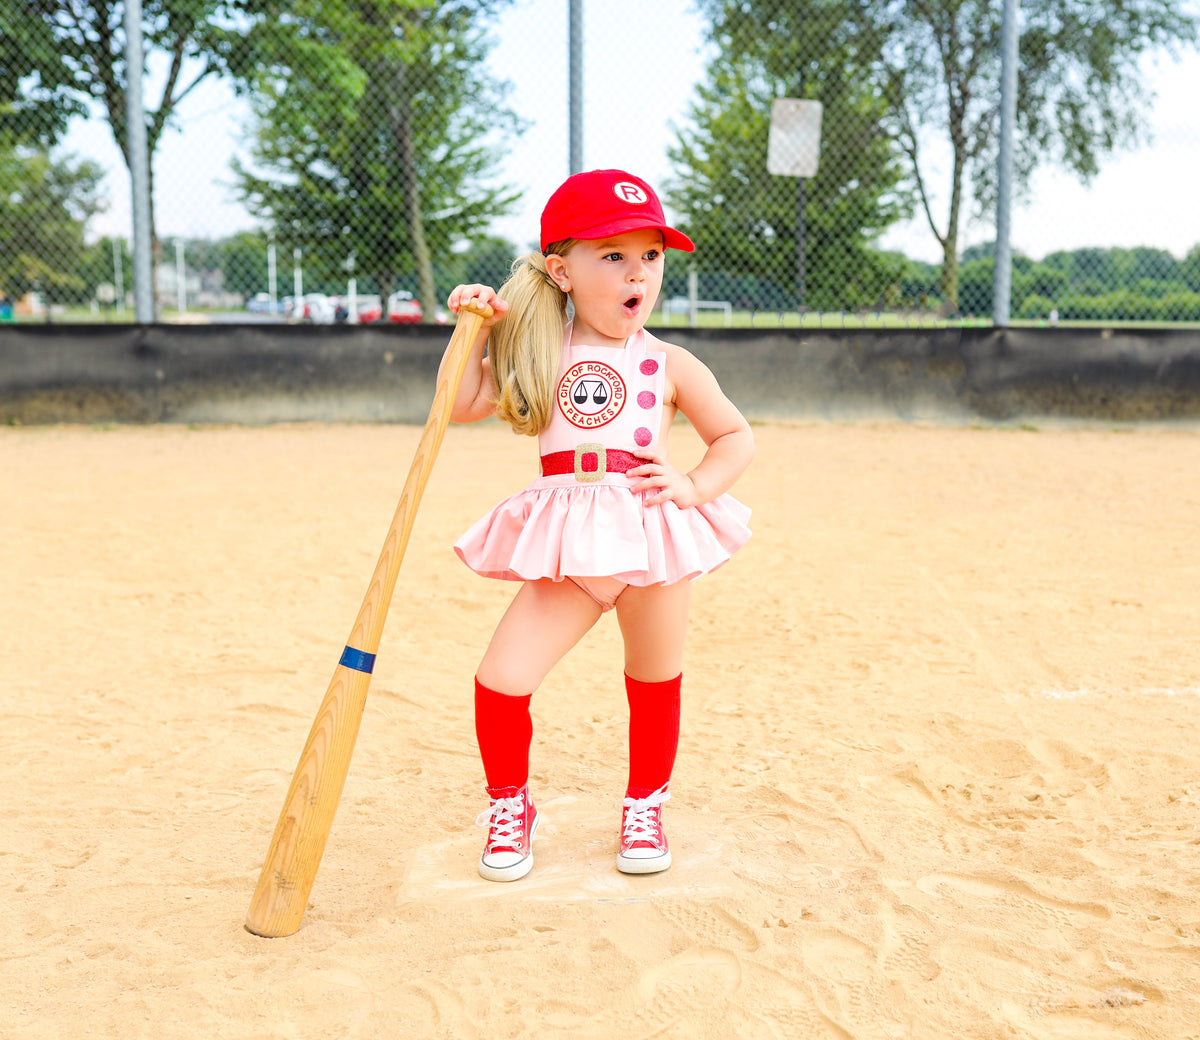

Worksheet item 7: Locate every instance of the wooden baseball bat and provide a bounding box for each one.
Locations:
[245,299,493,938]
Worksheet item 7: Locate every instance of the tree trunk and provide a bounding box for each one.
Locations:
[940,117,967,311]
[940,171,961,311]
[939,237,958,314]
[377,266,397,317]
[389,88,437,323]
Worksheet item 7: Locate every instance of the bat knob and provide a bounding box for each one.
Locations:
[459,299,494,321]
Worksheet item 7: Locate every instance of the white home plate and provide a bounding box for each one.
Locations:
[397,794,737,903]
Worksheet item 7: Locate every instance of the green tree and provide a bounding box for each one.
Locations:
[233,0,521,321]
[1181,246,1200,293]
[455,235,520,292]
[957,240,1068,315]
[180,231,272,299]
[0,142,103,302]
[77,235,132,309]
[673,1,910,312]
[5,1,263,314]
[684,2,1199,311]
[883,0,1198,307]
[1124,247,1178,285]
[0,3,86,142]
[1018,259,1068,303]
[210,231,274,299]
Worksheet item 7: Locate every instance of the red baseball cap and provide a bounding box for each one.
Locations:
[540,169,695,253]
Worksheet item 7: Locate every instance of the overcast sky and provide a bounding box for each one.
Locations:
[72,0,1200,265]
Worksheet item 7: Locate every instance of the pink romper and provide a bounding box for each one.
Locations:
[453,325,751,604]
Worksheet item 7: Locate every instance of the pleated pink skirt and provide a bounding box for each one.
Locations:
[454,477,751,586]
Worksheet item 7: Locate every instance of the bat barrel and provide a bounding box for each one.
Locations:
[245,301,492,937]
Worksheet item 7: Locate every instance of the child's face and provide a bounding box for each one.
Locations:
[548,228,665,345]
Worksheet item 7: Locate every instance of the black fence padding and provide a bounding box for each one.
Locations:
[3,323,1200,426]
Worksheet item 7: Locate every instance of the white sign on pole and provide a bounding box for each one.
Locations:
[767,99,824,178]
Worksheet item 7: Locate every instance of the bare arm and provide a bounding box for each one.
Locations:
[441,284,509,423]
[630,344,754,507]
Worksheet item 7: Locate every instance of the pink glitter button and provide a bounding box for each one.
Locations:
[637,390,656,409]
[634,427,653,447]
[639,359,659,375]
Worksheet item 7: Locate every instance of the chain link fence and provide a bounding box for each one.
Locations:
[2,0,1198,327]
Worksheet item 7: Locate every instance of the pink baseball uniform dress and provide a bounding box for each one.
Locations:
[453,324,751,603]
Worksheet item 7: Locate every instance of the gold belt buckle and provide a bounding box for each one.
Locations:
[573,442,606,482]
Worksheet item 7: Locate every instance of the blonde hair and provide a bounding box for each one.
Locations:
[488,244,575,436]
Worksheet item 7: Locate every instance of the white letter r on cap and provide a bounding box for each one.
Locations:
[613,181,648,205]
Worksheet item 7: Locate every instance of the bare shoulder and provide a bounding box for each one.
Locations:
[643,328,693,360]
[643,329,720,398]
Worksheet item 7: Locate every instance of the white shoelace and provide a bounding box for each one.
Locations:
[476,794,526,847]
[621,785,670,843]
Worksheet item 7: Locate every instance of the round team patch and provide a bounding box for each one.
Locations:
[557,361,627,429]
[612,181,649,206]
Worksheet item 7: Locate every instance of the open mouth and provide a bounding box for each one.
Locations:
[622,295,642,315]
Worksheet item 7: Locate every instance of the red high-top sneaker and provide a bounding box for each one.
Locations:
[477,784,539,882]
[617,785,671,874]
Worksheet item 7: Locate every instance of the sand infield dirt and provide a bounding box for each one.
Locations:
[3,418,1200,1039]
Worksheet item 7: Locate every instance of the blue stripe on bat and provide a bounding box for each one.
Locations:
[339,646,376,673]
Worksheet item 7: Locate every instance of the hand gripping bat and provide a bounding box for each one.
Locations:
[245,299,493,937]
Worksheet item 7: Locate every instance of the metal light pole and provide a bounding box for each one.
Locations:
[268,234,277,311]
[293,248,303,319]
[993,0,1020,326]
[125,0,154,323]
[767,98,823,313]
[795,70,806,309]
[113,237,125,314]
[568,0,583,174]
[345,252,358,325]
[175,238,187,313]
[795,177,807,309]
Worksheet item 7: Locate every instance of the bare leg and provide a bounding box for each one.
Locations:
[472,579,601,882]
[613,581,691,875]
[615,580,691,682]
[477,578,604,696]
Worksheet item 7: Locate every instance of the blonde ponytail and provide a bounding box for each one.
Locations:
[488,249,571,436]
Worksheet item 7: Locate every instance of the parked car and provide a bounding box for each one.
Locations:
[357,294,383,323]
[333,294,383,323]
[291,292,335,324]
[245,292,286,314]
[387,291,423,324]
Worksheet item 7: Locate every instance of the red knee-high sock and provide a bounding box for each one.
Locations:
[625,672,682,799]
[474,677,533,791]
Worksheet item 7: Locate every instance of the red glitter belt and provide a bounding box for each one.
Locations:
[540,445,642,483]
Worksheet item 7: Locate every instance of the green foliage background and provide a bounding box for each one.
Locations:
[1,0,1198,323]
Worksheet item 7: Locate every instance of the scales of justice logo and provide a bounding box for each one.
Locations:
[557,360,627,429]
